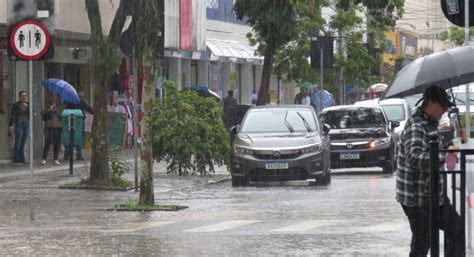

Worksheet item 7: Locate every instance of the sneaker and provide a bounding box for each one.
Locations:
[13,162,24,165]
[40,159,46,165]
[76,157,84,161]
[54,160,60,165]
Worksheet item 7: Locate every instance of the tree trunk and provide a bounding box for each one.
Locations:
[257,42,276,106]
[138,63,155,205]
[86,0,126,181]
[85,0,107,180]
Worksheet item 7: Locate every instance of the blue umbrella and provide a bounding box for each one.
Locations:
[191,85,221,102]
[311,89,334,112]
[41,78,80,104]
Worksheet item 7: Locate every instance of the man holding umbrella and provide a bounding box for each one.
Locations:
[40,94,64,165]
[41,79,82,164]
[396,85,465,256]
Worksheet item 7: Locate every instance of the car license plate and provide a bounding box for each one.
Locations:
[340,153,360,160]
[265,162,289,170]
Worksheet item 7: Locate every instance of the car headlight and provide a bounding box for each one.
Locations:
[233,145,253,155]
[369,138,391,149]
[301,144,322,154]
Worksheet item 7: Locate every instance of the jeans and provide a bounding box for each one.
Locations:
[64,144,82,160]
[402,200,464,257]
[13,121,28,163]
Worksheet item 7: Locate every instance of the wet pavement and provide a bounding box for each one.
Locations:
[0,151,472,256]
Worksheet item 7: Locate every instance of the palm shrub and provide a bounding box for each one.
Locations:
[151,80,230,175]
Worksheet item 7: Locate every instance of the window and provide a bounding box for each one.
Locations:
[206,0,219,9]
[241,110,318,133]
[321,108,385,129]
[381,104,406,121]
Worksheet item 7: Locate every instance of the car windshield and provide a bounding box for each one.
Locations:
[380,104,405,121]
[320,108,385,129]
[240,109,318,133]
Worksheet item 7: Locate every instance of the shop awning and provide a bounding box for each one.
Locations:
[206,38,263,64]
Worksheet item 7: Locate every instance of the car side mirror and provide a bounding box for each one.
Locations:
[230,125,240,135]
[229,125,239,143]
[390,121,400,131]
[322,123,330,135]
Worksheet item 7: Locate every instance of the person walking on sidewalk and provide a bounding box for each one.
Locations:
[222,90,237,131]
[396,85,465,257]
[63,89,94,161]
[9,90,29,165]
[41,94,64,165]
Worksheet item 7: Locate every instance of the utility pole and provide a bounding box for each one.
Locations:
[464,0,472,250]
[337,29,343,105]
[465,0,471,140]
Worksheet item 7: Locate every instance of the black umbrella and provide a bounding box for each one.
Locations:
[382,46,474,99]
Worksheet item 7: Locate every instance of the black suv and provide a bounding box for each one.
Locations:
[319,105,398,173]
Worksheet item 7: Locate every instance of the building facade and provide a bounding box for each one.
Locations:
[0,0,277,162]
[164,0,267,105]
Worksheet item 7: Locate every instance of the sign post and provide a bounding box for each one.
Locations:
[10,19,51,221]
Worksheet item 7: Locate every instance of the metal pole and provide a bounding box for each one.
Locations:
[320,46,323,113]
[132,48,139,192]
[69,114,74,176]
[337,29,344,105]
[465,0,471,139]
[430,134,440,257]
[28,60,34,221]
[469,197,472,250]
[461,153,467,256]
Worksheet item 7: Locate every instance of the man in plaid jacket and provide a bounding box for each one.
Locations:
[396,85,464,257]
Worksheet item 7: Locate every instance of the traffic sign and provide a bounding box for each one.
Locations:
[9,19,50,61]
[441,0,474,27]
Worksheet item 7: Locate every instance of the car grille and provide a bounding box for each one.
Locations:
[248,168,308,181]
[331,142,369,151]
[253,153,301,160]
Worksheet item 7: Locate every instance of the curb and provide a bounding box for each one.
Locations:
[206,176,231,185]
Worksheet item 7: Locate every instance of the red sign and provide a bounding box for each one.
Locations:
[10,19,51,61]
[180,0,192,50]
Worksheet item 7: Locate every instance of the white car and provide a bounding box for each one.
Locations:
[378,98,412,141]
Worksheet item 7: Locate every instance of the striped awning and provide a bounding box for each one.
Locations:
[206,38,263,64]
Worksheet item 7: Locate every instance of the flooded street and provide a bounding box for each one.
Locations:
[0,166,422,256]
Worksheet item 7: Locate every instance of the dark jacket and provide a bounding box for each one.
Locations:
[65,99,94,115]
[9,101,29,126]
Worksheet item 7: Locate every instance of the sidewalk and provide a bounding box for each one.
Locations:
[0,148,231,181]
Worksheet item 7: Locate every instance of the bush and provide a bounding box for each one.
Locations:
[151,80,230,175]
[109,156,132,187]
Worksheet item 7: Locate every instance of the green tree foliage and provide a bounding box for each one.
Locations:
[234,0,305,105]
[237,0,403,101]
[332,0,404,88]
[151,81,230,175]
[438,26,470,46]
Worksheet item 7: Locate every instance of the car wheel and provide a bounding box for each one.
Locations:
[232,175,249,187]
[315,170,331,186]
